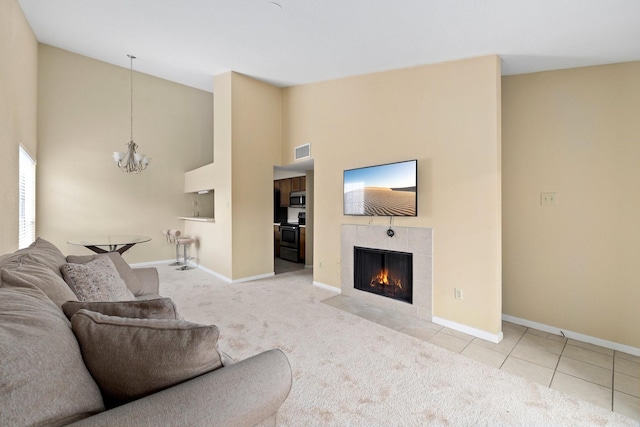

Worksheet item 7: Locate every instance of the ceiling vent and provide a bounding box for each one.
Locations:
[295,143,311,161]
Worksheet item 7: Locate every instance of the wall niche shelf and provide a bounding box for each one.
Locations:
[179,217,214,222]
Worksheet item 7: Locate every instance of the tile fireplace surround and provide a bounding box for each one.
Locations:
[341,224,433,320]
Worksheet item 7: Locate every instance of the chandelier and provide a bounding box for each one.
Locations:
[113,54,151,173]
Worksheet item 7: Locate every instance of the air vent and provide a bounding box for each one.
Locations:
[295,143,311,160]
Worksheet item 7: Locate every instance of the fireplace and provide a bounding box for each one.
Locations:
[354,246,413,304]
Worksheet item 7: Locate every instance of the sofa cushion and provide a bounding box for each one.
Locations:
[0,238,78,307]
[61,256,135,302]
[62,298,179,320]
[71,310,223,405]
[66,252,143,295]
[0,237,68,278]
[0,263,78,307]
[0,286,104,427]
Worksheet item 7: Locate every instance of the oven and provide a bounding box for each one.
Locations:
[279,223,299,262]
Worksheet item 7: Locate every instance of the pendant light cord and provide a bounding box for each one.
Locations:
[128,54,136,141]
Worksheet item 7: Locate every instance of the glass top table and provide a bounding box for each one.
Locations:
[67,235,151,254]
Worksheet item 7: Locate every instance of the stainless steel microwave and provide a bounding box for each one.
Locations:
[290,192,305,206]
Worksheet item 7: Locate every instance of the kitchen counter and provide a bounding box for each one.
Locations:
[274,222,305,227]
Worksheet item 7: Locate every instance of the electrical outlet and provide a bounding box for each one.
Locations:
[540,192,557,206]
[454,288,463,300]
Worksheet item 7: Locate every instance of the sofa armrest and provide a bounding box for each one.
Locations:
[66,349,292,427]
[132,268,159,296]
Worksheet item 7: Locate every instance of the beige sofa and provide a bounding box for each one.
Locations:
[0,238,292,427]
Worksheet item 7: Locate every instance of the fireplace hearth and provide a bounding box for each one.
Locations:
[354,246,413,304]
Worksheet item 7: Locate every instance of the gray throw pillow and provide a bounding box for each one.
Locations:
[61,256,135,302]
[62,298,179,321]
[66,253,143,295]
[71,310,223,404]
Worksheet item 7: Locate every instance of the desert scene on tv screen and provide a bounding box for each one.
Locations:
[344,161,417,216]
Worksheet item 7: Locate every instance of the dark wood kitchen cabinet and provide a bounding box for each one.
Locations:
[291,176,301,192]
[291,176,306,192]
[278,179,291,207]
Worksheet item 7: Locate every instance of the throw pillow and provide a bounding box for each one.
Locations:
[61,256,135,302]
[71,309,223,404]
[66,253,143,295]
[62,298,179,321]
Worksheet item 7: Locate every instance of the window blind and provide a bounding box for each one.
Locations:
[19,146,36,249]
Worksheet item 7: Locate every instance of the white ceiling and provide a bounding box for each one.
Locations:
[18,0,640,93]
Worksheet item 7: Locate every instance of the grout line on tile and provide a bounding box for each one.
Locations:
[459,340,472,354]
[548,337,569,388]
[497,325,528,369]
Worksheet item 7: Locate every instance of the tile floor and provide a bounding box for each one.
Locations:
[322,294,640,421]
[274,257,306,275]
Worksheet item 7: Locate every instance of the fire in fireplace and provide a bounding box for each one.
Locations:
[354,246,413,304]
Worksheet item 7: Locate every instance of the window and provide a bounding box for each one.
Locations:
[19,146,36,249]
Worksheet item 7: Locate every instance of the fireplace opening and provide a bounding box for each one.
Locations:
[354,246,413,304]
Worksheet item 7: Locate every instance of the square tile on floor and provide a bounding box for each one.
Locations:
[510,341,562,369]
[501,356,555,387]
[460,343,507,368]
[562,343,614,370]
[518,331,566,355]
[551,372,612,410]
[556,356,613,388]
[615,371,640,398]
[397,319,441,341]
[615,354,640,378]
[614,391,640,421]
[471,335,520,355]
[427,331,470,353]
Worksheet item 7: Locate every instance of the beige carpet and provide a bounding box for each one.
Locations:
[158,264,635,426]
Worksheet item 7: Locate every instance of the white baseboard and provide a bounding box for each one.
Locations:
[432,316,504,344]
[196,265,275,284]
[194,265,231,282]
[312,281,341,293]
[230,272,275,283]
[502,314,640,357]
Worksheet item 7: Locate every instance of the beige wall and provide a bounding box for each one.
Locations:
[304,170,314,267]
[203,72,282,281]
[0,0,38,253]
[37,45,213,263]
[502,62,640,348]
[282,56,503,336]
[199,72,233,278]
[230,73,282,279]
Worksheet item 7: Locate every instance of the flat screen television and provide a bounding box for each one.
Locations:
[343,159,417,216]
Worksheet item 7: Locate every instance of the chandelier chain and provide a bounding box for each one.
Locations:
[128,54,135,142]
